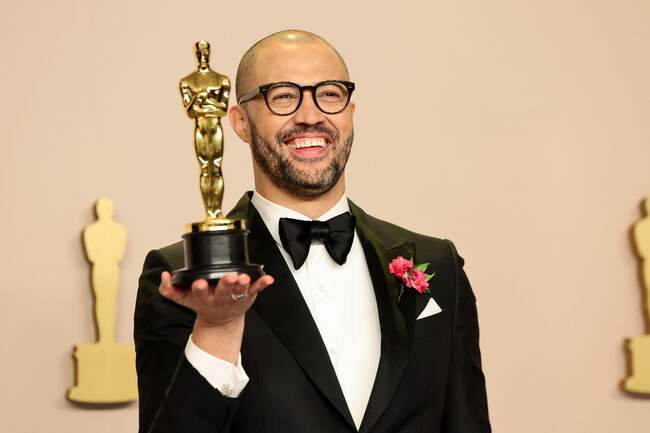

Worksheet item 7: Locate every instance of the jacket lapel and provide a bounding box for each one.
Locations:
[228,194,356,429]
[350,202,416,433]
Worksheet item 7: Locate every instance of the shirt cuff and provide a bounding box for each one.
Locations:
[184,334,249,397]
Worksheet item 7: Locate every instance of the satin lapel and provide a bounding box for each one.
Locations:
[232,196,355,429]
[352,208,416,433]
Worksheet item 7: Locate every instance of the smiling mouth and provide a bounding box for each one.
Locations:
[283,136,329,149]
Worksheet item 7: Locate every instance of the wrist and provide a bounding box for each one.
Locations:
[194,315,245,335]
[192,317,244,364]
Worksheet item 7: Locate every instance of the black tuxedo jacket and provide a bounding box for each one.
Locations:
[134,193,490,433]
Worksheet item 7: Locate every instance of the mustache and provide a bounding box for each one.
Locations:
[275,125,339,144]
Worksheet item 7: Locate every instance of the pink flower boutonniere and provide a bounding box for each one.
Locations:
[389,256,434,302]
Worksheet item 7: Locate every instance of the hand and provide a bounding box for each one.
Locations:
[159,271,274,363]
[159,271,274,326]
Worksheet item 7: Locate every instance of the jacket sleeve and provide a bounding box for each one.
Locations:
[440,240,491,432]
[134,248,239,433]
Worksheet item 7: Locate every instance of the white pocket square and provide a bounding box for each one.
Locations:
[417,298,442,320]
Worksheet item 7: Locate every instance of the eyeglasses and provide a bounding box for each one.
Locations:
[237,80,355,116]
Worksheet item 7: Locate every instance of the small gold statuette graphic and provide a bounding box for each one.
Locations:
[68,198,137,403]
[623,197,650,394]
[172,41,263,287]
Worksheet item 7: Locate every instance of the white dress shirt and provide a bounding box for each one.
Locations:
[185,191,381,428]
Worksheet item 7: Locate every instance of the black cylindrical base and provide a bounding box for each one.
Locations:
[172,229,264,287]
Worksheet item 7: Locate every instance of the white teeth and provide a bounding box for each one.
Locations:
[286,138,327,149]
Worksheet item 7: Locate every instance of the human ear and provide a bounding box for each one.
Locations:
[229,105,251,143]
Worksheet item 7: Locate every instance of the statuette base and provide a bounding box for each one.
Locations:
[172,228,264,287]
[68,343,137,403]
[623,335,650,394]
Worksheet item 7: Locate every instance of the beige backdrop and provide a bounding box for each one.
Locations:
[1,0,649,431]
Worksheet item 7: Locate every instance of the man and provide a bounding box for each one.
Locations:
[135,30,491,433]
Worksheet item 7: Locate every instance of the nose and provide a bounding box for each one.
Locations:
[291,90,326,125]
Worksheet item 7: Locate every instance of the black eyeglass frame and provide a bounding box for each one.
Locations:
[237,80,356,115]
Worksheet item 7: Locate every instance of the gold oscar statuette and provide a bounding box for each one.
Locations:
[172,41,263,286]
[622,197,650,394]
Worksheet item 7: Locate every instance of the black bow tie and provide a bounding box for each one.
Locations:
[278,212,357,270]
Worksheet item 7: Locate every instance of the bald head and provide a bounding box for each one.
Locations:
[235,30,349,101]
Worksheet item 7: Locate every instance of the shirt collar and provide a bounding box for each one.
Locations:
[251,190,351,247]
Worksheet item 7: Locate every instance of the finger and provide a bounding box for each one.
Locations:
[249,275,274,296]
[159,271,185,302]
[229,273,252,299]
[190,278,210,291]
[217,272,240,291]
[189,278,211,301]
[235,273,251,288]
[211,273,239,299]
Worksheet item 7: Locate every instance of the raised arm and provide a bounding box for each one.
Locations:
[134,247,273,433]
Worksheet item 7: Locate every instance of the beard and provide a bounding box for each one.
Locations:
[249,121,353,199]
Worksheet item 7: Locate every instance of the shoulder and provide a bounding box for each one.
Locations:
[349,199,456,260]
[140,240,185,273]
[179,72,197,86]
[155,241,185,269]
[205,70,230,83]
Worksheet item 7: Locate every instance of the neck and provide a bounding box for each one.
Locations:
[255,177,346,219]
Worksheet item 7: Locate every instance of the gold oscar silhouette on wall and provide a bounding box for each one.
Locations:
[68,198,137,403]
[623,197,650,394]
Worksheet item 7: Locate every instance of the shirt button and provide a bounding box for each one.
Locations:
[329,346,338,355]
[320,285,328,293]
